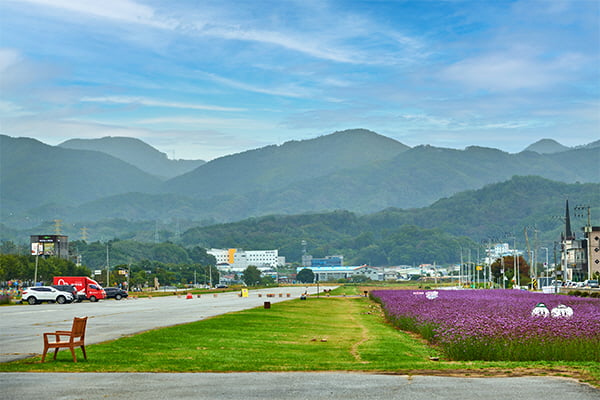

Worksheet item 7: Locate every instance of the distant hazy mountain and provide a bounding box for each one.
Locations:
[1,129,599,233]
[199,144,598,217]
[0,135,161,213]
[16,142,598,231]
[523,139,570,154]
[161,129,410,197]
[579,139,600,149]
[3,175,597,249]
[59,136,205,179]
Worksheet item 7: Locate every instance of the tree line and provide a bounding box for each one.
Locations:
[0,239,219,289]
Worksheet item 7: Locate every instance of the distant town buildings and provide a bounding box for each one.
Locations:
[483,243,522,266]
[296,265,383,281]
[207,248,284,272]
[560,200,599,281]
[310,255,343,268]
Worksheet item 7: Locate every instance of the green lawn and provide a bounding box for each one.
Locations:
[1,296,598,386]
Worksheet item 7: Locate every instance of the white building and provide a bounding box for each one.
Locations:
[208,248,283,272]
[297,265,384,281]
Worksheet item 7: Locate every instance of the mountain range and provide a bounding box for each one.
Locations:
[59,137,205,179]
[1,129,599,242]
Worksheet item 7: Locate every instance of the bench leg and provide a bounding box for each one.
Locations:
[70,347,77,362]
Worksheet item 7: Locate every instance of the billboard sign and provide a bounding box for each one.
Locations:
[31,243,43,255]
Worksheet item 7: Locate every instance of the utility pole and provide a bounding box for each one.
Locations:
[458,246,464,287]
[106,243,110,287]
[575,205,592,280]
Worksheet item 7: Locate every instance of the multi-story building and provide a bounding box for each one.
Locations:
[207,248,282,272]
[310,255,343,268]
[559,201,598,281]
[584,225,600,279]
[296,265,382,281]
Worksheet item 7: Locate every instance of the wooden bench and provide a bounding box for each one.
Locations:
[42,316,88,362]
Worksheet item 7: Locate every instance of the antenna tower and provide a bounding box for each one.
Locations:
[53,219,62,235]
[80,227,89,241]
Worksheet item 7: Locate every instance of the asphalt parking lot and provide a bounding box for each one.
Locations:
[0,286,333,363]
[2,372,599,400]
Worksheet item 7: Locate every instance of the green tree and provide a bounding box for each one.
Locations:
[188,246,216,265]
[491,255,531,286]
[296,268,314,283]
[242,265,262,286]
[350,274,370,283]
[261,275,275,286]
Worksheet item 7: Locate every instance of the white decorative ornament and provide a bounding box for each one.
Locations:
[531,303,550,318]
[551,304,574,318]
[425,291,439,300]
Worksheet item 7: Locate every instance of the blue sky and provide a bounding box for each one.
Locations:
[1,0,598,160]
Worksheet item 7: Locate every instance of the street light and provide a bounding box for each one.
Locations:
[530,250,535,289]
[541,247,549,286]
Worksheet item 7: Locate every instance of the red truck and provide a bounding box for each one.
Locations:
[53,276,106,302]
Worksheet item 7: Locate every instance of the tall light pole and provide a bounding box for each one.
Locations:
[106,243,110,287]
[530,250,535,289]
[516,251,520,288]
[459,246,463,287]
[468,248,472,287]
[31,241,42,285]
[34,248,39,285]
[513,247,517,289]
[541,247,549,285]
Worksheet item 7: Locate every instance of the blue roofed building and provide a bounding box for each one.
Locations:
[296,265,383,281]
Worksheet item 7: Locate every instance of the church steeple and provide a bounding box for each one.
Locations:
[565,199,574,240]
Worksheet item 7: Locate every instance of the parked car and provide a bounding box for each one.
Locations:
[103,287,128,300]
[22,286,74,305]
[585,280,599,288]
[51,284,83,302]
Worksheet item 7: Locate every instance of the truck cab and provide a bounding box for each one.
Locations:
[53,276,106,301]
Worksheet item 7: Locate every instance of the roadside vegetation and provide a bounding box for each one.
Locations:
[1,289,598,387]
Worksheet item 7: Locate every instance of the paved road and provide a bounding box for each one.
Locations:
[1,372,598,400]
[0,286,334,363]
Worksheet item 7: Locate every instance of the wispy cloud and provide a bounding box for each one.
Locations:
[441,51,586,92]
[14,0,176,29]
[1,0,598,159]
[196,72,316,99]
[81,96,244,112]
[198,25,358,64]
[11,0,422,66]
[136,116,277,131]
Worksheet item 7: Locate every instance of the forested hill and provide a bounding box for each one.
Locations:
[179,176,599,266]
[1,129,598,232]
[0,135,161,212]
[31,140,598,229]
[160,128,410,197]
[59,136,206,179]
[524,139,570,154]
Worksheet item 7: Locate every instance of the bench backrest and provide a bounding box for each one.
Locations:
[71,317,88,339]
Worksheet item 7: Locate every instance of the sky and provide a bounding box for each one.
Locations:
[0,0,599,161]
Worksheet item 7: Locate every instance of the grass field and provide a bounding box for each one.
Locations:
[1,292,598,387]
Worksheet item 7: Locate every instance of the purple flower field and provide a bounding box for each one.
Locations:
[371,289,600,361]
